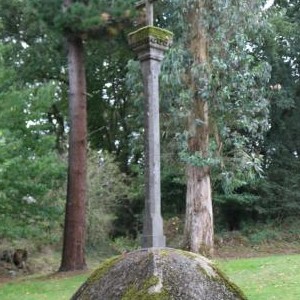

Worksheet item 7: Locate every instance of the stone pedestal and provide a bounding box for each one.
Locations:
[128,26,173,248]
[71,248,247,300]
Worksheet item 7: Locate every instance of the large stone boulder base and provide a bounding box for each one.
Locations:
[71,248,247,300]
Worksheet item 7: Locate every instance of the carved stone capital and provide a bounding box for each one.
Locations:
[128,26,173,61]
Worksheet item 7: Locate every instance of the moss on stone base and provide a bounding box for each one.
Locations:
[122,276,170,300]
[211,265,248,300]
[86,255,122,284]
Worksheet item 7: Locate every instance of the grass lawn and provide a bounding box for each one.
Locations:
[218,254,300,300]
[0,273,88,300]
[0,254,299,299]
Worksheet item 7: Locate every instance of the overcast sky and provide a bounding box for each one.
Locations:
[263,0,275,11]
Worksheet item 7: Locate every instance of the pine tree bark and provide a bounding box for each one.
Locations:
[183,0,214,256]
[60,0,87,271]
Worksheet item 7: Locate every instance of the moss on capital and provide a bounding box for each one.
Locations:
[128,26,173,47]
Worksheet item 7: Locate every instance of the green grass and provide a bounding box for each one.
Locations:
[0,274,88,300]
[218,254,300,300]
[0,254,300,299]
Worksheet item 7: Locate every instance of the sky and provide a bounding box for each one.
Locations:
[263,0,275,11]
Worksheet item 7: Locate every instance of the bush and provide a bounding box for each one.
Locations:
[86,151,130,249]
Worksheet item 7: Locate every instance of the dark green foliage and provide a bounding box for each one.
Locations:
[85,39,136,174]
[30,0,136,37]
[214,192,260,231]
[0,0,143,245]
[258,154,300,220]
[161,172,186,217]
[157,0,271,230]
[0,48,66,242]
[86,151,132,249]
[256,1,300,220]
[212,1,300,226]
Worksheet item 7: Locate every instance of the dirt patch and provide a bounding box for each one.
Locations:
[215,240,300,259]
[0,245,61,285]
[0,276,13,285]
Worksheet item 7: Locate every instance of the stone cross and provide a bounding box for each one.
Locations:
[135,0,158,26]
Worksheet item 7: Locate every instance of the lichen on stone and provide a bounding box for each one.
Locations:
[158,249,171,257]
[86,255,122,284]
[171,248,217,278]
[122,275,170,300]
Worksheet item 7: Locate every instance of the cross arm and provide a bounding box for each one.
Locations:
[135,0,158,26]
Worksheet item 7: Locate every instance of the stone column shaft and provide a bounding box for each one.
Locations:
[128,26,173,248]
[139,46,165,248]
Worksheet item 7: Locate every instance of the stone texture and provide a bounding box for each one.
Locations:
[128,27,172,248]
[139,44,166,248]
[71,248,247,300]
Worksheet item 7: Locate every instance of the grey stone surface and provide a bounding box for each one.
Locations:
[71,248,247,300]
[140,44,166,248]
[130,30,170,248]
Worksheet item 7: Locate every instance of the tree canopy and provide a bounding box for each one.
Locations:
[0,0,299,255]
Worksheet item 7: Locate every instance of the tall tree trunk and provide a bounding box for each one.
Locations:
[60,0,87,271]
[183,0,214,256]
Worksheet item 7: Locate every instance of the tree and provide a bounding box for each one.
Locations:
[182,1,213,255]
[0,44,66,243]
[158,0,270,253]
[85,39,135,174]
[0,0,138,256]
[257,1,300,220]
[1,0,280,255]
[0,0,69,155]
[58,0,88,272]
[58,0,135,271]
[54,0,136,271]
